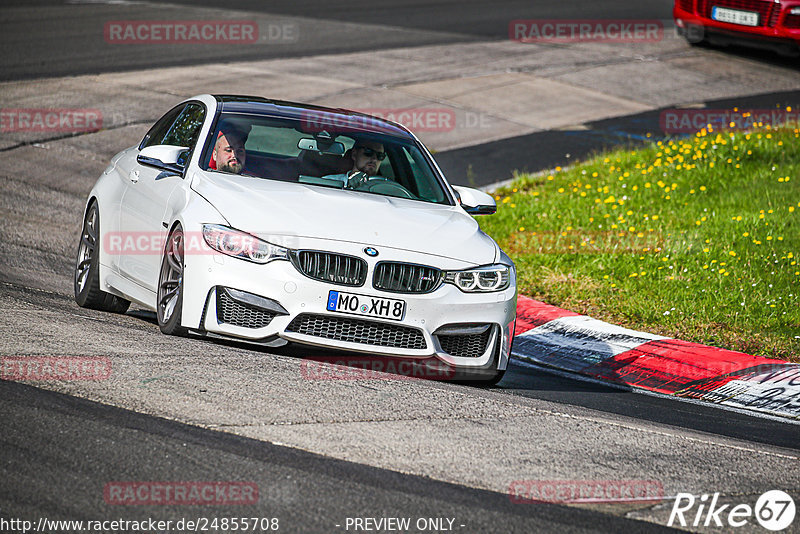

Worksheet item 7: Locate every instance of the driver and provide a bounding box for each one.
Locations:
[323,140,385,187]
[210,129,247,174]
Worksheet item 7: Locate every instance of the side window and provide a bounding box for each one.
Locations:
[161,103,206,148]
[139,105,184,149]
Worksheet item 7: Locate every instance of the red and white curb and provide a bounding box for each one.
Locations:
[512,296,800,421]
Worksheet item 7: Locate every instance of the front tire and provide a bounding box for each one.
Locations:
[450,331,507,387]
[457,367,506,387]
[682,24,707,47]
[157,224,188,336]
[74,201,130,313]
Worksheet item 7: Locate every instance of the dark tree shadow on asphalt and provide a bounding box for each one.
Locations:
[496,358,633,394]
[693,39,800,69]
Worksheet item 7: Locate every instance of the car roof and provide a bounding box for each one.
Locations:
[214,94,414,139]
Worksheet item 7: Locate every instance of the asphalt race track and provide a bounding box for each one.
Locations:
[1,2,800,533]
[3,0,673,81]
[1,379,677,533]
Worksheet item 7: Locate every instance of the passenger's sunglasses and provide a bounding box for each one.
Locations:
[358,147,386,161]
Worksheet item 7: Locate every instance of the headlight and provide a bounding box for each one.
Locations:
[443,264,510,292]
[202,224,288,264]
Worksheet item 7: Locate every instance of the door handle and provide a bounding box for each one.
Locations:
[129,169,140,183]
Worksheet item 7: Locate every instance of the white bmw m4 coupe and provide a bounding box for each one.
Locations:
[74,94,516,384]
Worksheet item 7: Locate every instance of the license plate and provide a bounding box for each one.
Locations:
[326,290,406,321]
[711,6,759,26]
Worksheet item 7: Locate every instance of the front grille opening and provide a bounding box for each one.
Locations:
[373,262,442,294]
[286,313,427,350]
[436,324,494,358]
[216,288,278,329]
[784,13,800,28]
[292,250,367,287]
[699,0,772,27]
[677,0,693,14]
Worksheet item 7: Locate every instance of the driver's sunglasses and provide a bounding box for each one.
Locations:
[359,147,386,161]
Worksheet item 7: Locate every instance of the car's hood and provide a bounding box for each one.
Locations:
[191,171,498,265]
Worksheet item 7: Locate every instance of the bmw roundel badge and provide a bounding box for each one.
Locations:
[364,247,379,257]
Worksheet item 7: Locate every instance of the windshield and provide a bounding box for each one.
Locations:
[203,112,452,205]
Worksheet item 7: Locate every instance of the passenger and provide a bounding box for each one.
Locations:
[324,140,385,187]
[210,129,247,174]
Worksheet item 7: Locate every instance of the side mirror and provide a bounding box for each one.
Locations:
[137,145,189,176]
[452,185,496,215]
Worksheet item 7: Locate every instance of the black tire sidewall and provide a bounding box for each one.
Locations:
[74,202,100,306]
[157,225,186,335]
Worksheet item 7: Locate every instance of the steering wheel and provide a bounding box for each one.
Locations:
[363,179,414,199]
[347,172,414,199]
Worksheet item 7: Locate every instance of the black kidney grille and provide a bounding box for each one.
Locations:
[437,327,493,358]
[373,262,441,294]
[293,251,367,286]
[286,313,426,350]
[217,289,277,329]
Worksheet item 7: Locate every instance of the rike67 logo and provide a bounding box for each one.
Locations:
[668,490,795,531]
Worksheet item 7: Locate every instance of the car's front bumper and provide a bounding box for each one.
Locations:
[674,1,800,53]
[180,243,517,371]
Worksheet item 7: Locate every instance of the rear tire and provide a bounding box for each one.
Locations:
[157,224,188,336]
[74,201,130,313]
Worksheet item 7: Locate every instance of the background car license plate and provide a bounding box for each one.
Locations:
[711,6,759,26]
[327,290,406,321]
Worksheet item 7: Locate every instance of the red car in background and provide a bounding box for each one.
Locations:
[674,0,800,55]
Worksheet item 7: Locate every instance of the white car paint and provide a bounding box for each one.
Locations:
[80,94,517,377]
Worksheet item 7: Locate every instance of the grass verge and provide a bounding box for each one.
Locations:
[481,123,800,361]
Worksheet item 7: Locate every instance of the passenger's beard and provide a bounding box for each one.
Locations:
[219,160,243,174]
